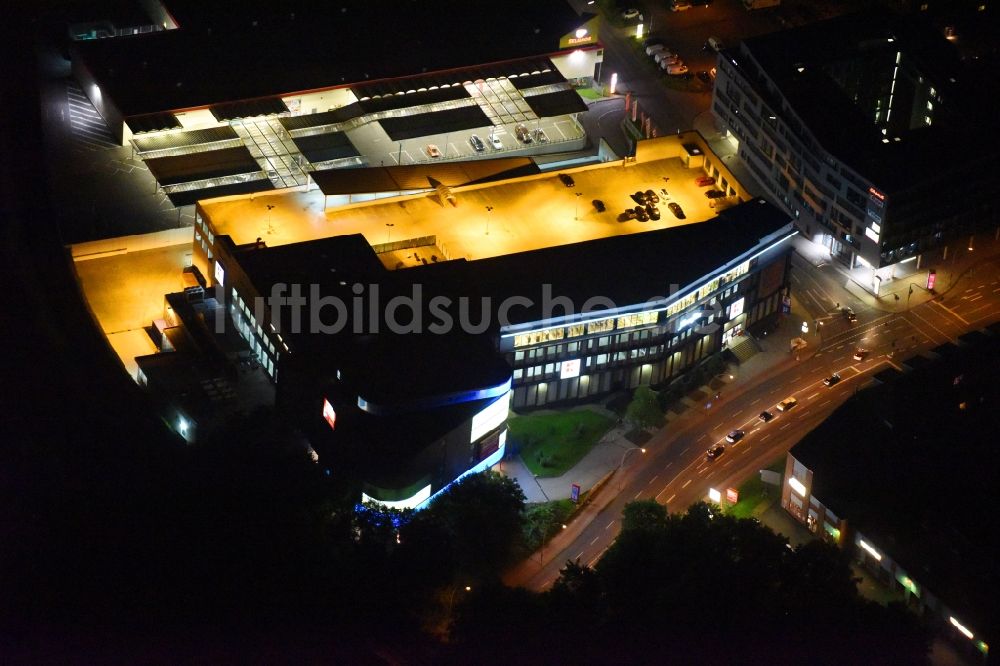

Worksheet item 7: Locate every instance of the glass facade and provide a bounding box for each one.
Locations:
[505,250,788,409]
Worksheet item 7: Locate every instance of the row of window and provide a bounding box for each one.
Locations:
[512,262,751,350]
[513,346,665,380]
[231,288,281,379]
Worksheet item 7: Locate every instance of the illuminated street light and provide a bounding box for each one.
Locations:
[385,222,394,244]
[485,205,493,235]
[575,192,583,220]
[609,72,618,95]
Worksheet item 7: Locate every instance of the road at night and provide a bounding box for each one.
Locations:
[512,249,1000,592]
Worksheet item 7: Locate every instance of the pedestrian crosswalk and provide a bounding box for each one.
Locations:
[66,79,117,150]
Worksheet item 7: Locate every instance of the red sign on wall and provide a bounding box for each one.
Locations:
[726,488,739,504]
[926,270,937,291]
[322,398,337,431]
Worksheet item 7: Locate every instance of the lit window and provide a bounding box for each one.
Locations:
[615,311,658,329]
[586,318,615,335]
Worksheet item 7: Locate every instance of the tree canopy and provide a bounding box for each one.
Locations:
[452,503,931,666]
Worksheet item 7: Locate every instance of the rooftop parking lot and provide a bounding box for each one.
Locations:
[202,135,745,264]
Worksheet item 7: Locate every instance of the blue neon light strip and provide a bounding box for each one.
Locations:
[411,438,507,512]
[357,375,512,415]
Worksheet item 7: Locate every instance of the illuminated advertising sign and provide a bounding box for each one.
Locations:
[470,391,511,443]
[926,270,936,291]
[214,259,225,286]
[867,187,885,201]
[726,488,739,503]
[322,398,337,431]
[560,359,581,380]
[728,297,745,319]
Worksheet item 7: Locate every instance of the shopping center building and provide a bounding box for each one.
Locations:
[68,0,603,205]
[711,11,998,292]
[163,135,795,507]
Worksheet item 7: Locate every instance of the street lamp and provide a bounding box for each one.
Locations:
[266,204,276,234]
[485,205,493,235]
[385,223,394,244]
[617,446,646,489]
[574,192,583,220]
[619,445,646,470]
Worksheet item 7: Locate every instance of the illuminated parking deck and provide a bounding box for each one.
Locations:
[200,135,749,263]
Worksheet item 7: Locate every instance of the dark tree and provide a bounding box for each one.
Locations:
[621,498,669,532]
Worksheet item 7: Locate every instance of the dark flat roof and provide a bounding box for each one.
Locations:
[210,97,289,122]
[71,0,586,117]
[378,106,493,142]
[125,112,183,135]
[144,146,260,186]
[309,158,538,195]
[291,132,359,164]
[740,11,993,191]
[791,326,1000,632]
[167,179,274,207]
[523,90,589,117]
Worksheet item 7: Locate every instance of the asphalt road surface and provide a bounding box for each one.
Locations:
[516,251,1000,591]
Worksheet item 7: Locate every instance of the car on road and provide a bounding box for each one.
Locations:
[668,202,685,219]
[759,410,774,423]
[515,124,533,144]
[695,175,716,186]
[726,430,745,444]
[666,64,690,76]
[469,135,485,152]
[425,144,442,158]
[644,189,659,203]
[823,373,842,387]
[853,348,869,361]
[592,199,606,213]
[671,1,692,10]
[646,44,668,56]
[706,444,726,461]
[777,396,798,412]
[635,207,649,222]
[643,37,665,48]
[655,52,680,65]
[632,190,648,205]
[842,307,857,323]
[705,189,726,199]
[648,206,660,220]
[621,8,642,20]
[533,128,549,143]
[618,209,637,221]
[490,134,503,150]
[558,173,575,187]
[696,70,713,85]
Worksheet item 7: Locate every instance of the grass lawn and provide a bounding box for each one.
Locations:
[728,458,785,519]
[509,410,615,478]
[576,87,603,100]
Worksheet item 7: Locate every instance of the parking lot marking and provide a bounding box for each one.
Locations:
[807,392,819,400]
[681,479,692,489]
[780,423,791,430]
[648,474,659,486]
[606,520,615,530]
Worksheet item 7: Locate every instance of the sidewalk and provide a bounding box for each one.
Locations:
[795,230,1000,318]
